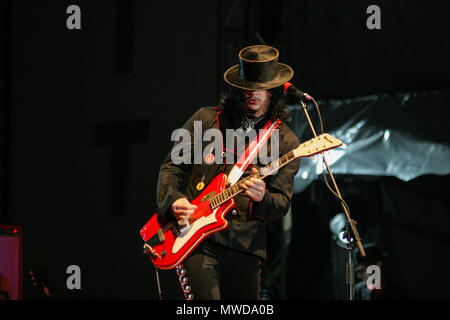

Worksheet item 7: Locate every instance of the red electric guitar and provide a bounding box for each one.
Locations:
[140,133,343,269]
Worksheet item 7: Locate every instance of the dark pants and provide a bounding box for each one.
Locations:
[182,240,261,300]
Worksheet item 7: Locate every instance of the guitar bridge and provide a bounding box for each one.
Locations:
[146,228,166,247]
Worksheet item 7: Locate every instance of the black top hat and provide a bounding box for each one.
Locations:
[223,45,294,91]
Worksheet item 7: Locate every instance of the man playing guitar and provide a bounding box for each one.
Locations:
[154,45,301,299]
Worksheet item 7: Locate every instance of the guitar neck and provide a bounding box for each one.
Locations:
[210,150,297,209]
[209,133,344,209]
[258,150,297,179]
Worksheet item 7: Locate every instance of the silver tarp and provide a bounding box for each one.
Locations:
[287,90,450,193]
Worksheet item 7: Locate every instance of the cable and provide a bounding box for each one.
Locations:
[310,96,324,135]
[303,96,353,228]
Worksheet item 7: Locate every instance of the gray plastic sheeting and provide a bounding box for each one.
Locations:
[287,90,450,193]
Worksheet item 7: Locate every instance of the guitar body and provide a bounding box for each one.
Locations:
[140,173,234,270]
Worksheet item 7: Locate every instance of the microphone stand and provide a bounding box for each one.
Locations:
[298,97,365,300]
[344,222,355,300]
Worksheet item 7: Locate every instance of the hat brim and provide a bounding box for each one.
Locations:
[223,63,294,90]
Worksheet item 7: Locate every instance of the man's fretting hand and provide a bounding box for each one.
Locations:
[242,167,266,202]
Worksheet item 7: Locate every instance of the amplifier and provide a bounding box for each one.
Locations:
[0,225,22,300]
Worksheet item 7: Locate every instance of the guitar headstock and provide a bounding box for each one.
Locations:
[293,133,343,158]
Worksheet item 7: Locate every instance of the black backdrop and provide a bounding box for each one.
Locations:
[0,0,448,299]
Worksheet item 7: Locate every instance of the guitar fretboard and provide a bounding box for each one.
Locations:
[259,150,297,178]
[209,150,297,209]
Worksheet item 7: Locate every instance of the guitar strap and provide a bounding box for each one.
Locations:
[227,119,281,186]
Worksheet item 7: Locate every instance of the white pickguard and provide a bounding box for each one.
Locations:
[172,208,219,254]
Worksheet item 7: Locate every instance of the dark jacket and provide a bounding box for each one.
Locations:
[156,106,300,259]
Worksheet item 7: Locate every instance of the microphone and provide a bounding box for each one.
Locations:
[283,82,312,101]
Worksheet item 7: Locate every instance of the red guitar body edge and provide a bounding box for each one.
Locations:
[140,173,234,270]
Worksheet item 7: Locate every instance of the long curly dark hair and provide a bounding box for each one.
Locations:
[219,85,289,121]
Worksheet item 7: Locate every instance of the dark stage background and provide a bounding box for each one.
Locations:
[0,0,449,300]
